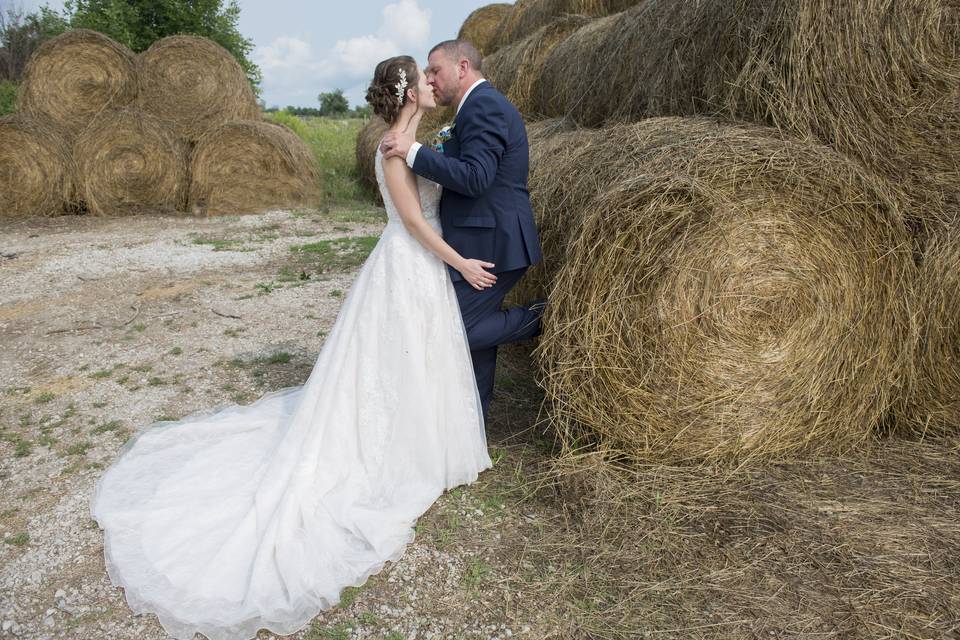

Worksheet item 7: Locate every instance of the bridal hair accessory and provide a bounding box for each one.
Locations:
[394,69,408,106]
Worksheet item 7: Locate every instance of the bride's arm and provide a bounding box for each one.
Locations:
[381,155,498,291]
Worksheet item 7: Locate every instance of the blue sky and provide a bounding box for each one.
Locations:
[13,0,502,107]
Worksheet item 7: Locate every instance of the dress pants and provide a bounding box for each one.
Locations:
[452,267,541,420]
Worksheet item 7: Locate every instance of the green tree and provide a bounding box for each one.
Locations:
[0,5,69,81]
[62,0,261,95]
[318,89,349,117]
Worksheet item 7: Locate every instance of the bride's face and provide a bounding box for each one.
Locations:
[415,65,436,110]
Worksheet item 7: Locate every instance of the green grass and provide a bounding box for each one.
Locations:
[0,81,16,117]
[34,392,55,404]
[5,532,28,546]
[291,236,379,273]
[265,114,367,204]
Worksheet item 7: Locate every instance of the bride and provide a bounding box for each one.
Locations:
[90,55,495,640]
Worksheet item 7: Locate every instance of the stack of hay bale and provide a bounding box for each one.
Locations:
[370,0,960,462]
[1,29,320,218]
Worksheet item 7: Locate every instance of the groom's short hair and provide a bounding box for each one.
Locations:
[429,40,483,73]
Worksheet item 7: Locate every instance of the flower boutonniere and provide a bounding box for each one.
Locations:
[430,122,455,153]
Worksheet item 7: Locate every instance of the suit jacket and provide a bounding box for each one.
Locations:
[412,81,543,282]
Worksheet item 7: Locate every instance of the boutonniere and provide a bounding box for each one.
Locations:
[430,122,455,153]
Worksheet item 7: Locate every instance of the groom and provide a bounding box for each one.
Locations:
[381,39,544,421]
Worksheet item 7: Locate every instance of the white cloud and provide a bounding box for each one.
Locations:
[252,0,432,107]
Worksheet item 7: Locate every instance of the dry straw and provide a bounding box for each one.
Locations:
[137,35,261,142]
[493,0,637,49]
[0,115,73,217]
[355,116,390,203]
[457,3,513,56]
[484,15,590,114]
[17,29,137,139]
[188,120,320,216]
[73,108,188,216]
[534,0,960,227]
[536,117,918,464]
[899,228,960,437]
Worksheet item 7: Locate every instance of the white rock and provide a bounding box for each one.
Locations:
[2,620,14,631]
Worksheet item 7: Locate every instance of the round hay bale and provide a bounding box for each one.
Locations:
[188,120,321,216]
[458,3,513,56]
[18,29,137,138]
[137,35,261,142]
[493,0,637,49]
[485,15,591,114]
[898,229,960,437]
[534,0,960,227]
[355,116,389,203]
[418,105,455,144]
[73,108,188,216]
[0,115,73,217]
[537,117,918,463]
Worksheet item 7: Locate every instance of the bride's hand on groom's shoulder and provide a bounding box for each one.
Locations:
[381,131,415,160]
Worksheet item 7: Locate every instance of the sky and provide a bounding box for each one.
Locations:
[10,0,503,107]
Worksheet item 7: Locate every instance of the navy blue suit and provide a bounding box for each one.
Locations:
[411,81,543,419]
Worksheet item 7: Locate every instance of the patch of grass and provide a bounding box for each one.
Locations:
[255,282,275,295]
[154,415,177,422]
[169,346,183,356]
[132,323,146,332]
[90,368,113,379]
[330,289,343,298]
[4,532,28,546]
[14,438,32,457]
[78,364,90,372]
[93,420,124,435]
[463,558,493,589]
[291,236,379,273]
[326,205,388,225]
[339,586,361,607]
[223,327,245,337]
[358,612,380,625]
[34,392,55,404]
[65,441,92,456]
[132,364,153,373]
[191,235,251,252]
[277,266,310,283]
[384,632,405,640]
[147,376,166,386]
[257,352,291,365]
[115,375,130,385]
[305,621,352,640]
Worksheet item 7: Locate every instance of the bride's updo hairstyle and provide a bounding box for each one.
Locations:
[365,56,419,125]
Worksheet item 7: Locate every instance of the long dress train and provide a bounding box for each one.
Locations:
[90,147,493,640]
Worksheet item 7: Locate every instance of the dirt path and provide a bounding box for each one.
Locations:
[0,206,562,640]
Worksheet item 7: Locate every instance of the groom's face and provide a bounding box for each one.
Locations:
[425,50,459,107]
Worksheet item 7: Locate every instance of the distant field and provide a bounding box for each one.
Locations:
[265,112,367,205]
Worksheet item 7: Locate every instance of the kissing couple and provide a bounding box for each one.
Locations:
[90,39,545,639]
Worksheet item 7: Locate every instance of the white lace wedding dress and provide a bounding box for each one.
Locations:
[90,147,492,640]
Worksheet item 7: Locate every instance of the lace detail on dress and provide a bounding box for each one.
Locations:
[375,146,442,223]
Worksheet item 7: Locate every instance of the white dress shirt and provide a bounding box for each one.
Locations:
[405,78,488,168]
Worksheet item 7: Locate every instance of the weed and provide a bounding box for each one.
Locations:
[5,532,28,546]
[35,392,55,404]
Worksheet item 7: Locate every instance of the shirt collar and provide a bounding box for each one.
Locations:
[456,78,487,115]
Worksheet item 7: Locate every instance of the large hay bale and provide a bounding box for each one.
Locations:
[73,109,188,216]
[899,229,960,437]
[494,0,637,49]
[188,120,320,216]
[537,117,918,463]
[535,0,960,227]
[0,115,73,217]
[484,15,590,114]
[355,116,389,203]
[17,29,137,138]
[137,36,261,142]
[458,4,513,56]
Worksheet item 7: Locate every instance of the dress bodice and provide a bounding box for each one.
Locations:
[375,147,441,223]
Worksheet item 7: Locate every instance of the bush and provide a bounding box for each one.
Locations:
[0,81,17,115]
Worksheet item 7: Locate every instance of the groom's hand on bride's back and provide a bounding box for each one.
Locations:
[381,131,415,160]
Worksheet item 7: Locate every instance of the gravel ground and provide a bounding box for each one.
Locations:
[0,207,561,640]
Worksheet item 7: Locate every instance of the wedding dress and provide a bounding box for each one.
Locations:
[90,147,492,640]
